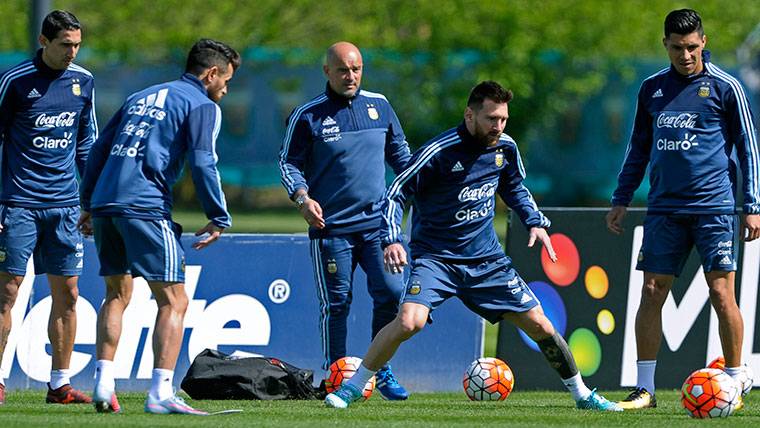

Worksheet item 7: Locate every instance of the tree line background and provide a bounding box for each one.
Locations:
[2,0,759,208]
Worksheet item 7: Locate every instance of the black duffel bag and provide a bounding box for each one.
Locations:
[181,349,321,400]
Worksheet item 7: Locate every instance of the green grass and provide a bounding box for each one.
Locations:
[1,390,758,427]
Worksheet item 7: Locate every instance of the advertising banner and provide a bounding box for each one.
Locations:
[498,208,759,389]
[1,234,483,392]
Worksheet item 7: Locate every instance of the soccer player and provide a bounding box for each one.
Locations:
[325,81,621,411]
[607,9,759,409]
[0,10,96,405]
[78,39,240,415]
[278,41,411,399]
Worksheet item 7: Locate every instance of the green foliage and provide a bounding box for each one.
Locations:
[6,0,759,145]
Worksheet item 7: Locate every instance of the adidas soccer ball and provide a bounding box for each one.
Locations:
[708,356,754,397]
[681,368,740,418]
[325,356,375,400]
[463,357,514,401]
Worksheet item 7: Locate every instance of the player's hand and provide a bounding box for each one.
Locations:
[742,213,760,242]
[77,211,93,237]
[383,243,407,274]
[299,198,325,229]
[193,222,224,250]
[606,206,627,235]
[528,227,557,262]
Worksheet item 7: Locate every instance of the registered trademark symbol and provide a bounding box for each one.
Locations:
[268,279,290,304]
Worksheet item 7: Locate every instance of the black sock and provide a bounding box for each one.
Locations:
[537,332,578,379]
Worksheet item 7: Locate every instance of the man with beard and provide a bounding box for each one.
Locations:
[325,81,621,411]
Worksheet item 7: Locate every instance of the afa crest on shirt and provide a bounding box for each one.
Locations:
[698,86,710,98]
[495,149,505,168]
[367,105,379,120]
[408,280,421,295]
[71,78,81,96]
[327,258,338,274]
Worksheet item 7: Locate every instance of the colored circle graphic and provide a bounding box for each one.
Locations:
[596,309,615,335]
[568,328,602,376]
[519,281,567,352]
[584,266,609,299]
[541,233,580,286]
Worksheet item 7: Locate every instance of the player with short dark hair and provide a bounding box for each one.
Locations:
[0,9,96,406]
[278,41,411,400]
[79,38,239,415]
[326,81,621,411]
[607,8,759,409]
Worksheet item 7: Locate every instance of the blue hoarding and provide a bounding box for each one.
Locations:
[1,234,483,392]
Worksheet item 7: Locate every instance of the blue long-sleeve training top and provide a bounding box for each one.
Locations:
[612,51,760,215]
[279,84,411,238]
[0,49,97,208]
[381,123,550,263]
[80,73,231,228]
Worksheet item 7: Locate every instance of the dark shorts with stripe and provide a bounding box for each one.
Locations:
[403,256,539,324]
[0,205,83,276]
[93,217,185,282]
[637,214,737,276]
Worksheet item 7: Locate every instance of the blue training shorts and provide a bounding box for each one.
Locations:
[93,217,185,282]
[403,257,539,324]
[637,213,737,276]
[0,205,83,276]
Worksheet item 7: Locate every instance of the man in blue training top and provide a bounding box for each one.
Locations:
[325,81,621,412]
[0,10,97,406]
[607,8,759,410]
[279,41,411,399]
[78,39,239,415]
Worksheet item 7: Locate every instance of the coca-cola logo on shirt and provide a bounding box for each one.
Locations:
[458,182,497,202]
[34,112,77,128]
[656,113,698,129]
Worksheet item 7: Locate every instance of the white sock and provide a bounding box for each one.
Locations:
[95,359,116,392]
[50,369,71,390]
[561,372,593,401]
[724,366,743,385]
[345,364,376,390]
[150,368,174,401]
[637,360,657,394]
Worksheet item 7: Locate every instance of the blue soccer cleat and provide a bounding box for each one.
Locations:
[576,389,623,412]
[375,365,409,400]
[144,393,208,415]
[325,383,364,408]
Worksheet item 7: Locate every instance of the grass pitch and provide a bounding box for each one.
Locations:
[1,389,758,427]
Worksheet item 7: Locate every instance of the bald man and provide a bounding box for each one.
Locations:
[279,42,411,400]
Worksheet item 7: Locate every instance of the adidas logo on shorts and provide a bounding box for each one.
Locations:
[27,88,42,98]
[519,292,533,304]
[451,161,464,172]
[322,116,337,126]
[652,89,663,98]
[719,255,732,265]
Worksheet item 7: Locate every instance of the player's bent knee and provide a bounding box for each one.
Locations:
[396,315,425,338]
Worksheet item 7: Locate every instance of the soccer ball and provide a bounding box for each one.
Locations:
[463,357,514,401]
[325,356,375,400]
[708,356,754,397]
[681,368,740,418]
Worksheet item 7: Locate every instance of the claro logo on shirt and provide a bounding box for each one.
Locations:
[110,141,145,158]
[34,112,77,128]
[656,132,699,151]
[33,132,72,149]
